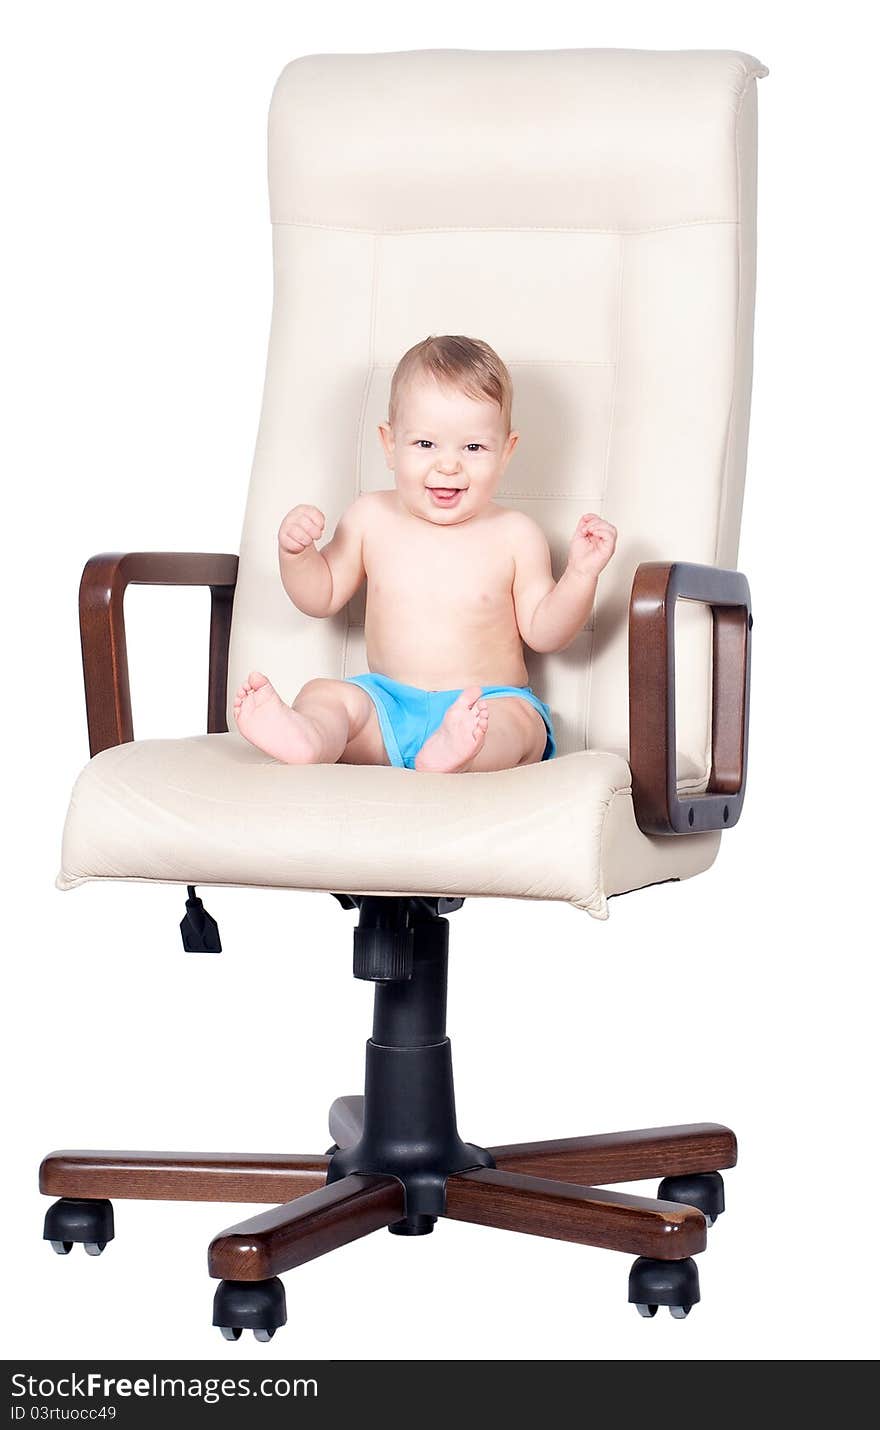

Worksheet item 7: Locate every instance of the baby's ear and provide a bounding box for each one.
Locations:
[377,421,395,466]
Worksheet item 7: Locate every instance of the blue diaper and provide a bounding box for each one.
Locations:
[344,673,557,770]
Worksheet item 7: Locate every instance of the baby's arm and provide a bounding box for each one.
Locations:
[278,495,368,617]
[511,511,616,654]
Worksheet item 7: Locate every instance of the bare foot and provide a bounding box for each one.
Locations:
[414,686,489,773]
[233,671,324,764]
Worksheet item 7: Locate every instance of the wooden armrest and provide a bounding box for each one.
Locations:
[628,561,752,835]
[79,552,239,756]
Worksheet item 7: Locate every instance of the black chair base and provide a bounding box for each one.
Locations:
[39,897,736,1334]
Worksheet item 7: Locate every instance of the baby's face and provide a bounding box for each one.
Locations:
[378,375,519,525]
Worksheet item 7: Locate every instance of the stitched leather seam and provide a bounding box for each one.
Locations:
[344,235,379,679]
[272,219,740,235]
[582,233,625,753]
[708,76,755,776]
[594,784,632,911]
[715,79,752,573]
[497,492,604,500]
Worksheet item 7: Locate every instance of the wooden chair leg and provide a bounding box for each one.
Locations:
[208,1173,405,1280]
[39,1150,329,1204]
[443,1168,707,1259]
[328,1095,364,1149]
[486,1123,736,1186]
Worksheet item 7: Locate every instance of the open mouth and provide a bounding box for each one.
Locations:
[428,486,466,503]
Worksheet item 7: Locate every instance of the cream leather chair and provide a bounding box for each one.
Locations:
[41,48,765,1339]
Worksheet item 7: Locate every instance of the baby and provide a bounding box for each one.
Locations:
[234,335,617,774]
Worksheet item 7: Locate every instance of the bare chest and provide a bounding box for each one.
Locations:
[363,515,514,619]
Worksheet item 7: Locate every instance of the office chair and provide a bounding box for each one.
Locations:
[42,48,765,1339]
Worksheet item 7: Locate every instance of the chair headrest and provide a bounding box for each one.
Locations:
[269,49,768,233]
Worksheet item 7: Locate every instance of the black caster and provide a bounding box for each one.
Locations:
[212,1277,286,1343]
[658,1171,725,1227]
[44,1198,114,1256]
[628,1256,700,1319]
[325,1144,339,1156]
[388,1214,437,1236]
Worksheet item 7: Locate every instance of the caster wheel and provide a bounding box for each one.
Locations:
[388,1214,437,1237]
[325,1144,339,1156]
[628,1257,700,1319]
[212,1277,286,1343]
[658,1171,725,1226]
[44,1199,114,1254]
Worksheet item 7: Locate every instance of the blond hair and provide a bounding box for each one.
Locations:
[388,335,513,434]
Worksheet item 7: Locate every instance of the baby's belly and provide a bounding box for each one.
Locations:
[365,599,530,689]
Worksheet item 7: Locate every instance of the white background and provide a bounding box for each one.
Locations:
[3,0,877,1363]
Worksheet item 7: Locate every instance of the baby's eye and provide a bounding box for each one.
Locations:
[465,443,484,452]
[415,439,434,449]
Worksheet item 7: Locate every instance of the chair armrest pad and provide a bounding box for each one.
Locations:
[80,551,239,756]
[628,561,752,836]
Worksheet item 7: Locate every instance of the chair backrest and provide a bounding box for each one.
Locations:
[227,48,767,770]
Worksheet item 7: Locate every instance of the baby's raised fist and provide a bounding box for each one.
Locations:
[279,504,325,556]
[567,513,618,578]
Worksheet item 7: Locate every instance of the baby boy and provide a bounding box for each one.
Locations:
[233,335,617,774]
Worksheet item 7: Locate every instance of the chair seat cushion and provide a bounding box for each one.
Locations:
[55,733,721,920]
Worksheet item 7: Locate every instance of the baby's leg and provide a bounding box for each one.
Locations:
[414,691,546,774]
[234,673,388,765]
[464,697,548,772]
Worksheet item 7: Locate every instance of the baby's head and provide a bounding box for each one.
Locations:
[378,335,519,525]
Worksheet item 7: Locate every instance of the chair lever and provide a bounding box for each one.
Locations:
[180,885,222,953]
